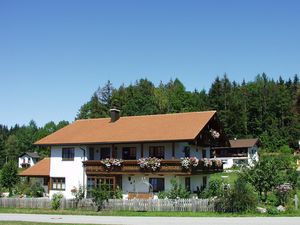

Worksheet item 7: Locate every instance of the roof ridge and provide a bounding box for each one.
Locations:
[75,111,217,122]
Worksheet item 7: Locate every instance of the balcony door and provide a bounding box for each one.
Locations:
[100,147,111,159]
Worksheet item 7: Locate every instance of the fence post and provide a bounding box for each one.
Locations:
[295,194,298,210]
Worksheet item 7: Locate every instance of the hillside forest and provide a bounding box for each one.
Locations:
[1,73,300,168]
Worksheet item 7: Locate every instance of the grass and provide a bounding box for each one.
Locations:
[0,207,299,217]
[210,169,239,185]
[0,222,101,225]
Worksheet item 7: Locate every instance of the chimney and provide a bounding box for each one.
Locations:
[110,108,120,122]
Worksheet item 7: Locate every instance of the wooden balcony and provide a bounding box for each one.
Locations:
[83,160,223,175]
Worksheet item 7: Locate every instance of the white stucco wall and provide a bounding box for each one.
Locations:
[121,174,208,195]
[49,142,212,198]
[49,146,86,199]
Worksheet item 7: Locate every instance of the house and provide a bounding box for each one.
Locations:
[18,152,40,168]
[19,158,50,194]
[21,110,228,199]
[212,138,260,169]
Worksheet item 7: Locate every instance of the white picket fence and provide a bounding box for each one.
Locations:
[104,199,215,212]
[0,198,215,212]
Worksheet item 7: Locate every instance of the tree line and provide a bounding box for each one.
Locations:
[0,73,299,169]
[0,121,69,168]
[77,74,300,151]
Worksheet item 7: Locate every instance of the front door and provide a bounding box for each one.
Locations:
[100,147,110,159]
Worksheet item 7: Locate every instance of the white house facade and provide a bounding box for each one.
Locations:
[48,143,214,199]
[212,138,260,169]
[21,110,229,199]
[18,152,39,168]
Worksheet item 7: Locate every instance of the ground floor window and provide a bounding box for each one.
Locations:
[43,177,49,186]
[185,177,191,191]
[87,176,115,198]
[202,176,207,189]
[149,178,164,192]
[51,177,65,190]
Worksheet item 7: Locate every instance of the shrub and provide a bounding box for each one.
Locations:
[92,184,111,211]
[157,179,190,199]
[51,193,64,210]
[267,206,279,215]
[167,179,190,199]
[215,177,256,213]
[158,191,168,199]
[14,179,30,196]
[71,185,85,208]
[230,177,256,212]
[200,178,222,198]
[275,183,292,206]
[27,181,44,197]
[112,186,123,199]
[279,145,293,154]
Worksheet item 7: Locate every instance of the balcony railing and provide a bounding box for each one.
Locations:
[83,160,223,175]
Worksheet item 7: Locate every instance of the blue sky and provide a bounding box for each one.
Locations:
[0,0,299,127]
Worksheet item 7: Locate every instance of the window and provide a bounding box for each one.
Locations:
[185,177,191,191]
[202,149,207,158]
[62,148,74,161]
[89,147,95,160]
[51,177,65,190]
[202,176,207,189]
[87,176,115,198]
[149,178,164,192]
[43,177,49,186]
[149,146,165,159]
[184,146,190,157]
[100,147,110,159]
[122,147,136,160]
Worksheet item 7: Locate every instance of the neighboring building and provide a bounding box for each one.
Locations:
[212,138,260,169]
[22,110,229,199]
[19,157,50,194]
[18,152,40,168]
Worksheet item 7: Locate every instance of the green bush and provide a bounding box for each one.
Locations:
[215,177,256,213]
[267,206,279,215]
[112,186,123,199]
[266,192,278,206]
[71,185,85,208]
[200,178,222,198]
[157,179,190,199]
[14,179,31,196]
[27,181,44,197]
[51,193,64,210]
[158,191,168,199]
[167,179,190,199]
[92,184,111,211]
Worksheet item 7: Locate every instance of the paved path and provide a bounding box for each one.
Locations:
[0,213,300,225]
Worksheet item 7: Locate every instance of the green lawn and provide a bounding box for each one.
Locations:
[210,169,239,185]
[0,207,299,217]
[0,222,100,225]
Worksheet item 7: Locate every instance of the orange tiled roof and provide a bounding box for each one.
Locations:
[19,158,50,177]
[35,111,216,145]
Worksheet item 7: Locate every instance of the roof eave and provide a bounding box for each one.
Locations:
[34,138,195,147]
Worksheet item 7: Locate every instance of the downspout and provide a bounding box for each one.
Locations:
[79,146,86,196]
